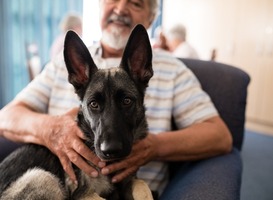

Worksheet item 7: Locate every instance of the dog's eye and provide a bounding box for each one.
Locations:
[90,101,99,109]
[123,98,132,106]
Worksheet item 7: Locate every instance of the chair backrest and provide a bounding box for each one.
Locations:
[179,58,250,150]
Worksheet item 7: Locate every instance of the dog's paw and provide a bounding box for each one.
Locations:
[80,193,105,200]
[132,179,153,200]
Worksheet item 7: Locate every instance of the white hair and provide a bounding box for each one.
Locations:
[59,13,82,32]
[167,24,187,41]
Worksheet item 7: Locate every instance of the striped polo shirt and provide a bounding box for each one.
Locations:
[15,45,218,195]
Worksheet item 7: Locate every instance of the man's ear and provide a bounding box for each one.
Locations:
[120,24,153,89]
[63,30,98,99]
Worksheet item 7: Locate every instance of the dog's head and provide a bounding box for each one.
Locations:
[63,24,153,161]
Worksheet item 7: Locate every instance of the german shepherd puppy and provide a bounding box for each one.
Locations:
[0,24,153,200]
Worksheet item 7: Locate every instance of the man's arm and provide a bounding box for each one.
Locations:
[154,116,232,160]
[0,100,105,183]
[0,101,48,144]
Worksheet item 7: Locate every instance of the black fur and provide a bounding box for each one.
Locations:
[0,24,153,200]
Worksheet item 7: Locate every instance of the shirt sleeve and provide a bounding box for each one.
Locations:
[14,61,57,113]
[172,61,218,128]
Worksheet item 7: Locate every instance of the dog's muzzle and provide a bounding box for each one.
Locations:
[100,141,130,160]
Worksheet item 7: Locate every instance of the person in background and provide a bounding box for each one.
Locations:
[0,0,239,199]
[152,26,169,51]
[50,13,83,60]
[165,24,199,59]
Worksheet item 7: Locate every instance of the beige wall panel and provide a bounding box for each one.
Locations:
[163,0,273,134]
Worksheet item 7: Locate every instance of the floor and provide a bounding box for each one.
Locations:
[240,130,273,200]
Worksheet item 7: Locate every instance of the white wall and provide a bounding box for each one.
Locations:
[82,0,101,46]
[163,0,273,134]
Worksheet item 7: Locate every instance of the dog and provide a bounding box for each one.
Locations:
[0,24,153,200]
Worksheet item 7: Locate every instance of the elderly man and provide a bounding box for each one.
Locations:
[0,0,239,199]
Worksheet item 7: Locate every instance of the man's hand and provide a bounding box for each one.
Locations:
[100,133,158,183]
[40,108,105,183]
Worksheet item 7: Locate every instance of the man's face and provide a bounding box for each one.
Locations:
[99,0,152,50]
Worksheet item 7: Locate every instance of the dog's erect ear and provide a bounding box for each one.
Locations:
[64,31,98,98]
[120,24,153,88]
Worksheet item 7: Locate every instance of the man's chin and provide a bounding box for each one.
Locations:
[101,28,130,50]
[107,23,132,37]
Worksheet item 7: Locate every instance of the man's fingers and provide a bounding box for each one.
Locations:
[99,138,155,182]
[65,147,99,178]
[71,137,106,168]
[101,160,126,175]
[40,111,106,182]
[59,154,77,183]
[101,157,138,181]
[111,167,138,183]
[75,127,86,140]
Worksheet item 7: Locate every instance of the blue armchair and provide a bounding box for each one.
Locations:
[160,58,250,200]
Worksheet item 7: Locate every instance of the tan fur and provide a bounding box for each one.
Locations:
[0,168,66,200]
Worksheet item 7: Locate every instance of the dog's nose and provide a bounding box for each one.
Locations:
[100,141,124,159]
